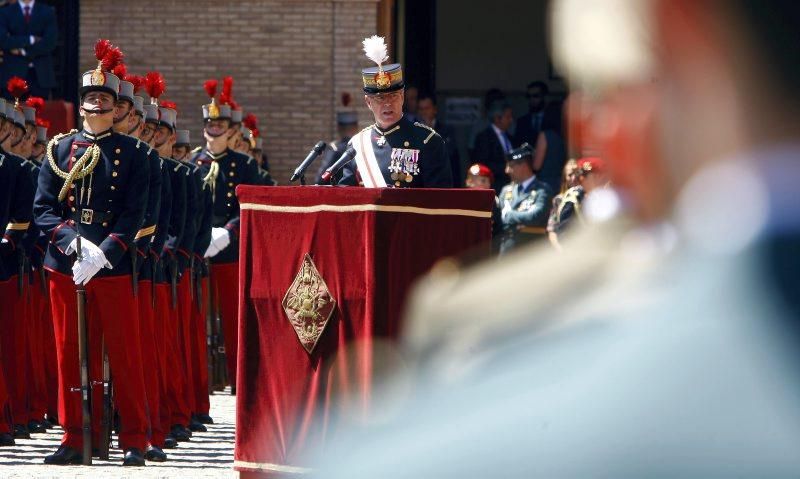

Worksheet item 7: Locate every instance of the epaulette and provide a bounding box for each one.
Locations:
[562,186,583,204]
[413,121,439,144]
[191,146,202,154]
[0,152,5,166]
[329,140,338,152]
[246,156,255,165]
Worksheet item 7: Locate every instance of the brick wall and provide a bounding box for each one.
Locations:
[80,0,380,183]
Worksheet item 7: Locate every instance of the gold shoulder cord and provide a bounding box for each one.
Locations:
[203,160,220,200]
[46,130,102,201]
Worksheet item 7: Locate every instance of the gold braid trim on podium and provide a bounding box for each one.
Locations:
[46,130,102,201]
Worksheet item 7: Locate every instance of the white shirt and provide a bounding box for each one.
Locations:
[491,124,511,153]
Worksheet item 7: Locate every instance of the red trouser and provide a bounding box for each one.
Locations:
[153,284,173,435]
[137,281,166,447]
[27,271,50,422]
[0,277,29,425]
[163,281,190,427]
[191,278,210,415]
[0,360,10,434]
[176,275,196,416]
[210,262,239,388]
[48,270,148,450]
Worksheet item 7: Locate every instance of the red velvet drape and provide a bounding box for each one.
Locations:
[234,187,494,476]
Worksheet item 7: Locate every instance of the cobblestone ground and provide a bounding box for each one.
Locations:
[0,389,237,478]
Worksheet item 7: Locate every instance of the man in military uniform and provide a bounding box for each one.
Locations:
[0,91,37,441]
[338,36,452,188]
[34,55,150,466]
[192,82,260,395]
[497,143,553,254]
[316,106,359,185]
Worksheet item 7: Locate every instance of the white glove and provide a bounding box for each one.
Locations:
[66,238,111,268]
[501,202,512,222]
[204,242,220,258]
[211,227,231,251]
[72,259,102,285]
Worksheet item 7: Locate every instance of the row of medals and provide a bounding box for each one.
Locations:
[378,135,417,186]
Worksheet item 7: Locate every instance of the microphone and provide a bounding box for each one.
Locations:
[319,146,356,184]
[290,141,327,183]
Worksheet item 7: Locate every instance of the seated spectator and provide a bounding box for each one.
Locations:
[472,100,514,194]
[548,157,612,246]
[497,144,553,255]
[465,163,502,238]
[418,95,461,185]
[547,159,579,250]
[532,102,567,192]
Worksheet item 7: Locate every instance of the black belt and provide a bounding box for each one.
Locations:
[212,214,231,225]
[67,209,115,225]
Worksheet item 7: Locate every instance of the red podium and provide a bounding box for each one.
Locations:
[233,186,494,477]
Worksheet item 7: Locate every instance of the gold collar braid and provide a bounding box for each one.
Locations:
[46,130,102,201]
[203,160,220,199]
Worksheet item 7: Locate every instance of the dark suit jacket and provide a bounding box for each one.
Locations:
[472,126,511,194]
[513,111,543,148]
[0,2,58,89]
[433,120,462,188]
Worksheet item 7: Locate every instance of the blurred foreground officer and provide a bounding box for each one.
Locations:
[497,143,553,254]
[312,0,800,477]
[338,36,452,188]
[34,44,150,466]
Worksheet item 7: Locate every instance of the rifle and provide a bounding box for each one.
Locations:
[73,234,92,465]
[130,249,138,296]
[151,252,157,310]
[96,337,112,459]
[17,250,26,295]
[207,259,225,391]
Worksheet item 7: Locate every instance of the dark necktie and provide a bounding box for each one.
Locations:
[24,6,31,24]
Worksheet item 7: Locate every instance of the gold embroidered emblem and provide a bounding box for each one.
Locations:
[375,71,392,89]
[91,70,105,86]
[208,102,220,119]
[282,254,337,354]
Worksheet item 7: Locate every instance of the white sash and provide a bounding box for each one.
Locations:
[351,128,387,188]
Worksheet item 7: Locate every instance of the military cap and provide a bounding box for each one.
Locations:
[118,80,135,104]
[253,137,263,150]
[230,109,243,125]
[577,157,606,174]
[241,125,251,139]
[143,104,159,123]
[158,106,177,130]
[13,108,25,128]
[337,111,359,126]
[133,96,145,116]
[22,105,36,125]
[175,129,191,147]
[36,125,48,144]
[361,35,404,94]
[507,143,534,163]
[202,79,232,121]
[80,39,123,100]
[467,163,494,183]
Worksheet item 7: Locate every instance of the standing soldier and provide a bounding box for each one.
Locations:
[0,80,36,441]
[192,78,260,395]
[316,93,359,185]
[34,41,150,466]
[338,36,452,188]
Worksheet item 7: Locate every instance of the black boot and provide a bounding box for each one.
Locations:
[44,445,83,465]
[28,420,47,433]
[188,417,207,432]
[195,413,214,424]
[122,447,146,466]
[144,444,168,462]
[0,433,15,447]
[230,386,236,396]
[163,435,179,449]
[169,425,191,442]
[12,424,30,439]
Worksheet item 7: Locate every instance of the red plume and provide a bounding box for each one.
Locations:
[160,100,177,111]
[36,118,51,129]
[251,127,260,138]
[219,92,230,105]
[126,74,144,93]
[112,63,127,80]
[228,99,240,111]
[221,76,234,102]
[341,92,352,107]
[7,76,28,100]
[203,79,218,99]
[94,39,113,63]
[144,72,166,101]
[100,47,123,72]
[243,113,258,131]
[25,96,45,114]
